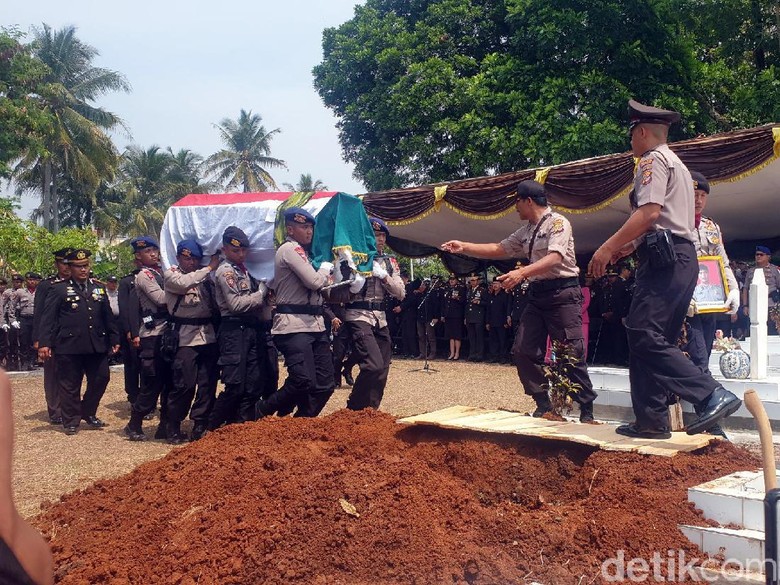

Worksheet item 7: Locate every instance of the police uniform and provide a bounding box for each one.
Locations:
[118,267,143,404]
[0,283,7,367]
[500,181,596,417]
[340,217,405,410]
[258,208,333,418]
[125,236,173,440]
[38,249,118,434]
[617,100,739,436]
[464,277,488,361]
[15,274,40,371]
[164,240,220,442]
[743,246,780,336]
[2,280,21,371]
[441,277,466,342]
[486,283,510,362]
[208,226,267,429]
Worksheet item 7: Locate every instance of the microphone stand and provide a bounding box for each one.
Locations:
[410,278,442,374]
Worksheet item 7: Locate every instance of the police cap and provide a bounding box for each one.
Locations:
[369,217,389,235]
[11,274,23,282]
[628,99,681,130]
[283,207,316,225]
[53,247,73,261]
[66,249,92,265]
[130,236,159,252]
[24,272,42,280]
[176,239,204,258]
[690,171,710,194]
[222,226,250,248]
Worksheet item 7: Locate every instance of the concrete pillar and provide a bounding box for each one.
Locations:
[750,268,768,379]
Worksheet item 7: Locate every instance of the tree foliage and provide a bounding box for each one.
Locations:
[283,173,328,192]
[314,0,780,190]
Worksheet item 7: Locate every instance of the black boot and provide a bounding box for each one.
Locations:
[531,393,552,418]
[343,368,355,387]
[166,422,187,445]
[579,401,594,423]
[124,411,146,442]
[191,424,207,441]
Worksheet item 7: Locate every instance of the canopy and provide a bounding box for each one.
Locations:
[362,124,780,272]
[160,191,343,281]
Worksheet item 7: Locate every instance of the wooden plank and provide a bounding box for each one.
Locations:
[397,406,715,457]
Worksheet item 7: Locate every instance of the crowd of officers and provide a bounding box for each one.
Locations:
[0,208,406,441]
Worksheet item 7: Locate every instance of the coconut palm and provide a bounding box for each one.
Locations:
[166,147,217,198]
[283,173,328,192]
[13,24,130,232]
[205,109,287,192]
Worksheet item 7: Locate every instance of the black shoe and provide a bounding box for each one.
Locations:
[255,397,270,419]
[191,424,207,441]
[154,424,168,440]
[531,394,552,418]
[343,370,355,386]
[124,424,146,442]
[579,403,594,423]
[167,431,188,445]
[615,423,671,440]
[143,410,156,421]
[334,376,342,388]
[82,415,107,428]
[49,416,63,425]
[64,426,78,436]
[687,387,742,435]
[707,424,729,440]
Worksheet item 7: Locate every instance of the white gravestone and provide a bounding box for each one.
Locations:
[749,268,768,379]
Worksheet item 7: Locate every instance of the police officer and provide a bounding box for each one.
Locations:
[256,207,336,418]
[2,276,22,371]
[124,236,173,441]
[0,278,7,368]
[486,279,510,363]
[33,249,71,423]
[118,258,143,405]
[589,99,741,438]
[743,245,780,335]
[16,272,41,371]
[339,217,405,410]
[464,274,487,361]
[162,239,221,443]
[208,226,267,429]
[443,180,597,422]
[441,274,466,360]
[38,249,119,435]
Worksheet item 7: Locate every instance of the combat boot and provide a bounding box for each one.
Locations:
[531,393,552,418]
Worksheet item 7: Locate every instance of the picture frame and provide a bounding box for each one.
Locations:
[693,255,729,313]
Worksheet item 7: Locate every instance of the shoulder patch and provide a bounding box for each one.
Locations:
[142,268,156,281]
[639,157,654,186]
[223,270,237,289]
[294,245,308,261]
[551,218,565,235]
[389,257,399,271]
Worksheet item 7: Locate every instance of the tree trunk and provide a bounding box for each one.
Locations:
[751,0,766,72]
[42,159,52,231]
[51,174,60,233]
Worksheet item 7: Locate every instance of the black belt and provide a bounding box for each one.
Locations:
[345,301,385,311]
[220,315,259,328]
[172,317,212,326]
[636,234,693,260]
[275,304,324,316]
[258,321,272,333]
[529,277,579,293]
[147,310,169,320]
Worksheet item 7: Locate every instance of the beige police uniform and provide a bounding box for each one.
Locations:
[271,238,328,335]
[164,265,217,346]
[694,217,738,293]
[134,267,168,338]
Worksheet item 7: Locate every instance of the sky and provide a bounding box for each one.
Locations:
[5,0,366,218]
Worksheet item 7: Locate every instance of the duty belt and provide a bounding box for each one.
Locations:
[147,310,169,320]
[345,301,385,311]
[220,315,259,328]
[172,316,212,326]
[528,277,579,293]
[275,304,324,316]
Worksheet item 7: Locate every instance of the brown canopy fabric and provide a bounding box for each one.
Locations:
[362,124,780,264]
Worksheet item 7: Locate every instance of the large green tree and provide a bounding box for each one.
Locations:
[313,0,780,190]
[205,109,287,192]
[13,24,130,232]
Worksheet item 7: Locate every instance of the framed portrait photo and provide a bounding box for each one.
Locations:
[693,255,729,313]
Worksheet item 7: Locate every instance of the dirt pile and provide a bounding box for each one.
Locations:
[34,410,758,584]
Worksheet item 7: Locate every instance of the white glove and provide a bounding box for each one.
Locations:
[1,324,8,332]
[372,260,389,280]
[10,320,20,329]
[317,261,334,277]
[349,272,366,293]
[725,289,740,315]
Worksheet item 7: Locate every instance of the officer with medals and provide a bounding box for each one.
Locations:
[208,226,267,429]
[124,236,173,441]
[589,99,741,438]
[38,249,119,435]
[163,239,221,443]
[256,207,338,418]
[339,217,405,410]
[464,274,488,361]
[443,180,597,422]
[441,274,466,360]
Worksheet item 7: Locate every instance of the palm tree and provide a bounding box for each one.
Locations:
[283,173,328,192]
[166,147,217,198]
[13,24,130,232]
[205,109,287,192]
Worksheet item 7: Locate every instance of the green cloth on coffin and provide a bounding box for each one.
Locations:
[310,193,376,273]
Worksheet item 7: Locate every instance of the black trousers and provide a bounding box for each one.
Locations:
[19,315,34,368]
[332,324,359,382]
[401,313,418,355]
[511,285,596,405]
[168,344,219,425]
[346,321,392,410]
[267,331,333,417]
[5,327,19,370]
[256,327,280,400]
[55,352,110,428]
[42,357,61,420]
[687,313,718,374]
[120,333,142,404]
[209,325,259,429]
[487,324,509,361]
[466,321,486,359]
[626,241,718,429]
[132,335,172,422]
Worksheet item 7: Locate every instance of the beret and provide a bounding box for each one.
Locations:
[756,245,771,255]
[369,217,389,235]
[690,171,710,194]
[283,207,316,225]
[176,239,204,258]
[223,226,250,248]
[130,236,159,252]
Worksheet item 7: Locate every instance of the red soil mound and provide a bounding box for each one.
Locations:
[35,410,758,584]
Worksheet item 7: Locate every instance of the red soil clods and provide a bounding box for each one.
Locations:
[34,410,759,584]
